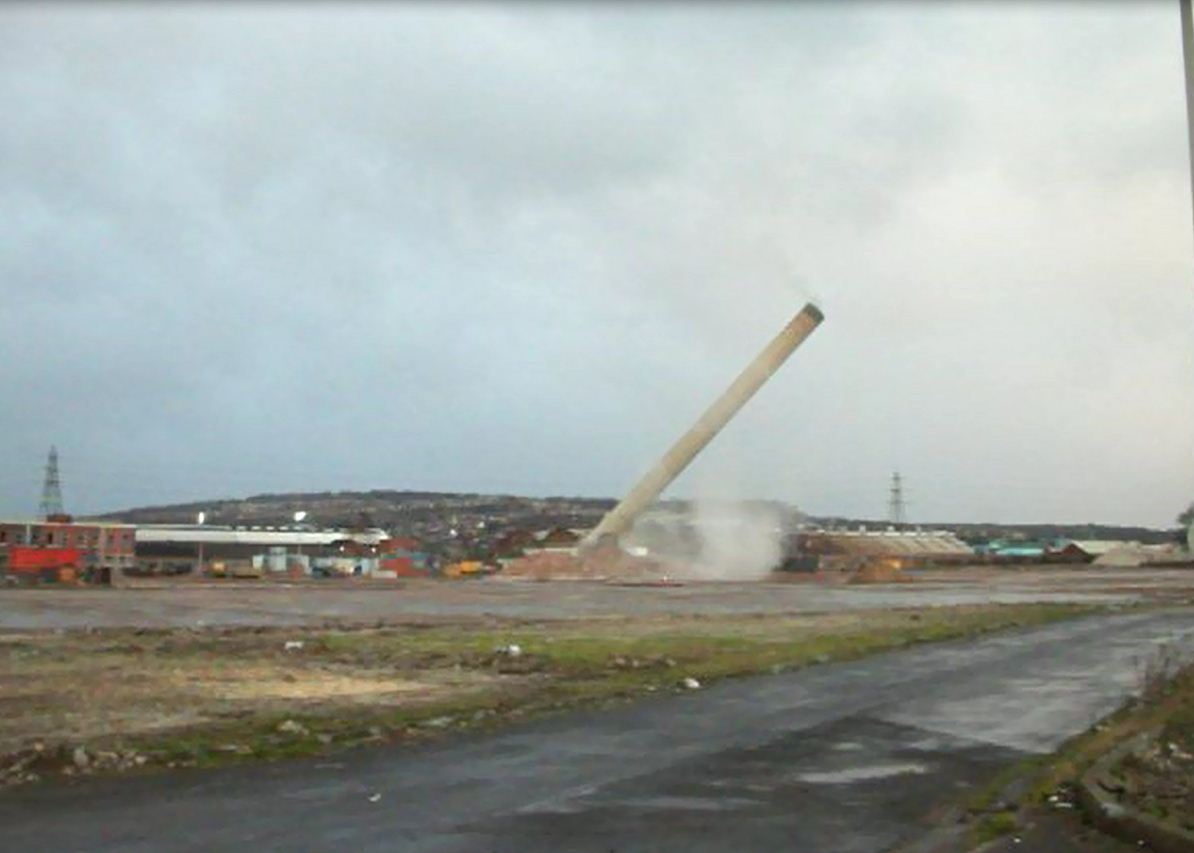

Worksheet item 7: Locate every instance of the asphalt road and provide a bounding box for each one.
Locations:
[4,609,1194,853]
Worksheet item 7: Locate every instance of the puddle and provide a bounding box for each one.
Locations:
[636,795,760,811]
[795,763,928,784]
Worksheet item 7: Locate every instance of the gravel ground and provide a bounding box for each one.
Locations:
[2,567,1192,630]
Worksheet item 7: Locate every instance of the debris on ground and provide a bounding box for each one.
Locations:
[2,744,148,787]
[609,578,684,587]
[610,654,676,671]
[1114,734,1194,830]
[499,547,670,582]
[1046,783,1079,811]
[681,677,701,690]
[474,646,545,674]
[283,640,305,652]
[276,719,308,736]
[847,561,914,585]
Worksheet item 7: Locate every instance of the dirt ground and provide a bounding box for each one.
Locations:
[0,628,502,756]
[2,564,1190,790]
[0,602,1101,787]
[2,565,1192,631]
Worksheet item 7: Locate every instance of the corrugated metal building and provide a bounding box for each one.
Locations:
[134,525,390,575]
[1064,540,1131,561]
[798,529,973,558]
[792,529,973,570]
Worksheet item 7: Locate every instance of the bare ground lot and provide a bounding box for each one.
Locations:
[2,566,1192,789]
[0,602,1113,788]
[2,566,1193,630]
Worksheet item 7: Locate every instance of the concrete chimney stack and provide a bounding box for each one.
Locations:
[584,302,824,548]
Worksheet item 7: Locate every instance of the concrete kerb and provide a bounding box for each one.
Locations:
[1076,729,1194,853]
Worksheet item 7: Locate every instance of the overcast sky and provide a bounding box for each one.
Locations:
[2,2,1192,526]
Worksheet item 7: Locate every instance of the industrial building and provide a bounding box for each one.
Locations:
[134,524,394,576]
[793,529,974,570]
[0,518,137,583]
[378,537,432,578]
[1,516,438,582]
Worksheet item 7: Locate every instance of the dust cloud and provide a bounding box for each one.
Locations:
[623,458,796,580]
[687,499,789,580]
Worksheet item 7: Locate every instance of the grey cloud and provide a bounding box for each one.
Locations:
[0,1,1190,526]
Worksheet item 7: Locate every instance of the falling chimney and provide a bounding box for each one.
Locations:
[584,302,824,548]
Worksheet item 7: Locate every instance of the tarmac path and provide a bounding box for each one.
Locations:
[3,609,1194,853]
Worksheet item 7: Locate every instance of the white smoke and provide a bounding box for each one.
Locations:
[625,455,794,580]
[689,449,795,580]
[687,497,787,580]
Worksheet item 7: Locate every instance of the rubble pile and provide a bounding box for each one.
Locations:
[1,743,149,788]
[500,547,668,582]
[847,560,914,585]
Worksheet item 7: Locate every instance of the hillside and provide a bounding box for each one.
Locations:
[98,492,1177,546]
[812,517,1178,545]
[98,490,617,537]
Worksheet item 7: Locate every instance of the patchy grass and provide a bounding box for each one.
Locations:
[955,642,1194,847]
[1110,658,1194,831]
[972,811,1018,845]
[1021,658,1194,808]
[0,602,1102,787]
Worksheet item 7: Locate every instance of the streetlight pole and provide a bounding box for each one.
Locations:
[294,511,308,574]
[1182,1,1194,551]
[196,511,206,576]
[1180,0,1194,231]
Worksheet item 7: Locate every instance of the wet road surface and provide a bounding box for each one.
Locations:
[3,609,1193,853]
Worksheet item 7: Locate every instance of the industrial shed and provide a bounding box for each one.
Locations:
[1065,540,1130,561]
[134,525,390,574]
[795,529,973,567]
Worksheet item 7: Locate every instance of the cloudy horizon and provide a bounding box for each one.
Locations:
[2,2,1192,527]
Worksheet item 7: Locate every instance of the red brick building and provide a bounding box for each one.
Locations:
[378,536,431,577]
[0,518,136,583]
